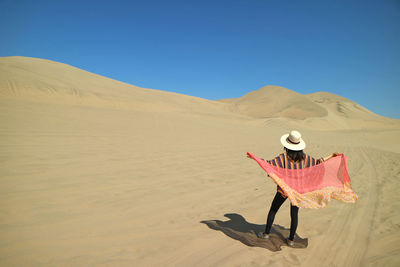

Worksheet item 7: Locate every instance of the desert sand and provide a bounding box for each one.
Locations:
[1,56,399,266]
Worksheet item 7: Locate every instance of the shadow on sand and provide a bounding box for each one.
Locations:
[200,213,308,251]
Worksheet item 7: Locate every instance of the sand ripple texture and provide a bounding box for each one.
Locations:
[1,57,399,266]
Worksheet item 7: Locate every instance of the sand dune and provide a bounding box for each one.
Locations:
[1,56,399,266]
[219,85,328,119]
[0,57,231,116]
[306,91,391,123]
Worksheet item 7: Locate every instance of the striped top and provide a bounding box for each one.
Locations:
[264,153,324,197]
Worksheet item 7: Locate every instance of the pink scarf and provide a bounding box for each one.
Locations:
[247,152,358,208]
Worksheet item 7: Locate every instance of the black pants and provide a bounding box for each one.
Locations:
[264,191,299,241]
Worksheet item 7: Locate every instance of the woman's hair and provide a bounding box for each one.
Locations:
[285,147,305,162]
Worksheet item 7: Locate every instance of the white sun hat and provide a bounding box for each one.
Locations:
[280,130,306,151]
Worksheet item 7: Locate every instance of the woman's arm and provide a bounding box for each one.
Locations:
[247,153,266,162]
[246,153,275,165]
[323,152,340,161]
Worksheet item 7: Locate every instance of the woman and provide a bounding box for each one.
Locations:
[248,130,339,247]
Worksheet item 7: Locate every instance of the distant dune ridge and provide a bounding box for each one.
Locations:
[0,56,391,123]
[219,85,384,121]
[219,85,328,119]
[0,56,226,114]
[1,56,400,266]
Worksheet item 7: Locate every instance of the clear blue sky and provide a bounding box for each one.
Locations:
[1,0,399,118]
